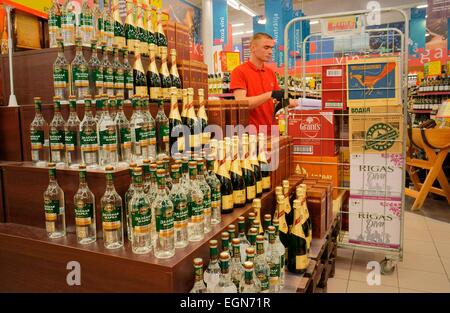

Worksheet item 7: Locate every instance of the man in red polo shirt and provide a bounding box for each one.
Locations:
[230,33,291,131]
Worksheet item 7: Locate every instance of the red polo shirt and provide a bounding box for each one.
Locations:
[230,61,280,130]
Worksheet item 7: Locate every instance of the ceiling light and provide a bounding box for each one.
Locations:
[425,15,428,18]
[416,4,428,9]
[245,30,254,34]
[240,4,257,17]
[310,20,319,25]
[227,0,240,10]
[257,16,266,25]
[425,33,430,36]
[233,31,245,36]
[232,23,245,27]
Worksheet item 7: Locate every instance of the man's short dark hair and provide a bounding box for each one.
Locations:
[251,32,273,44]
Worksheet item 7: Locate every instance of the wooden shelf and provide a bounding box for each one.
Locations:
[417,91,450,96]
[409,110,432,114]
[208,93,234,98]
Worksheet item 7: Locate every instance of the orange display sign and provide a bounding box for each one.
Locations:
[321,16,363,36]
[220,51,240,72]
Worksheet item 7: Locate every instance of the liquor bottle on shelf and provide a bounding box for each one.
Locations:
[287,199,309,274]
[159,47,172,100]
[101,43,115,96]
[43,163,66,238]
[71,37,89,98]
[197,89,209,148]
[227,224,236,243]
[80,0,94,47]
[195,159,212,234]
[255,235,270,293]
[133,44,148,97]
[155,9,167,58]
[88,40,104,97]
[142,159,151,194]
[249,135,262,197]
[155,99,170,160]
[214,252,237,293]
[112,44,125,96]
[104,1,115,50]
[109,96,118,121]
[263,213,271,252]
[92,0,103,43]
[266,226,281,293]
[97,96,118,167]
[65,96,81,168]
[169,87,184,154]
[30,97,49,166]
[61,0,76,47]
[190,258,207,293]
[152,169,175,259]
[95,94,105,122]
[181,89,188,125]
[238,216,250,263]
[114,96,131,165]
[170,49,182,97]
[136,0,148,56]
[230,238,244,290]
[142,98,157,161]
[225,137,232,173]
[147,44,162,100]
[80,96,99,168]
[272,219,286,289]
[125,0,138,54]
[130,96,146,163]
[241,134,256,203]
[282,180,293,226]
[53,38,69,100]
[231,136,246,208]
[204,239,221,292]
[275,192,289,248]
[122,47,134,99]
[74,164,96,244]
[128,167,153,254]
[258,133,271,192]
[252,198,264,234]
[240,261,259,293]
[101,166,124,249]
[48,0,61,48]
[112,0,125,49]
[221,232,230,254]
[296,184,312,251]
[186,88,202,153]
[205,157,221,225]
[248,227,258,248]
[217,140,234,214]
[124,162,137,238]
[49,96,66,167]
[187,161,205,242]
[170,164,189,249]
[146,4,157,55]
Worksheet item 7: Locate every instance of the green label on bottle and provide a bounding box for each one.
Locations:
[125,70,134,89]
[135,127,144,142]
[160,125,169,143]
[30,130,44,145]
[149,128,156,140]
[156,205,174,232]
[189,200,203,217]
[90,68,104,88]
[44,199,60,215]
[64,130,77,147]
[126,24,137,40]
[99,129,117,146]
[49,13,61,28]
[114,69,124,87]
[53,67,68,86]
[102,204,121,223]
[50,129,65,146]
[80,130,98,145]
[114,21,125,37]
[120,128,131,143]
[270,263,280,278]
[73,65,89,87]
[258,273,269,291]
[104,68,115,86]
[80,13,93,27]
[211,187,221,201]
[62,13,75,26]
[173,201,189,222]
[244,270,253,281]
[131,199,151,228]
[74,202,94,219]
[203,197,211,211]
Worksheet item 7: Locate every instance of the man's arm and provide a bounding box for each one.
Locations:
[233,89,273,110]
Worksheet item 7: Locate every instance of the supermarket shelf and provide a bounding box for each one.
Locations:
[208,93,234,98]
[408,110,432,114]
[417,91,450,96]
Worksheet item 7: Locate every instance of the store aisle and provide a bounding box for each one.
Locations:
[327,211,450,293]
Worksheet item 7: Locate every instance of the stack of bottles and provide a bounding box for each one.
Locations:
[190,183,312,293]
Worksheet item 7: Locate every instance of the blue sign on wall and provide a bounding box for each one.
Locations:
[213,0,228,45]
[348,62,397,100]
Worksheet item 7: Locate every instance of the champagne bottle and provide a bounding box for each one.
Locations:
[217,140,234,214]
[170,49,182,98]
[133,44,148,96]
[159,46,172,100]
[197,89,209,148]
[168,87,184,153]
[287,199,309,274]
[155,9,167,58]
[186,88,202,153]
[258,133,271,192]
[241,134,256,203]
[112,0,125,49]
[181,89,188,125]
[136,0,148,56]
[147,44,161,100]
[249,135,262,197]
[146,3,157,55]
[125,0,138,54]
[297,184,312,252]
[230,136,246,208]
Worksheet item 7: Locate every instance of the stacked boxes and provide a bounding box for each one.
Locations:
[322,65,347,110]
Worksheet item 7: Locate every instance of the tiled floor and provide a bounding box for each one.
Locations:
[327,206,450,293]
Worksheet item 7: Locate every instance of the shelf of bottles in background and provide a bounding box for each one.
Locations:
[115,96,132,165]
[30,97,49,166]
[190,258,207,293]
[196,159,212,234]
[80,0,94,47]
[205,157,221,225]
[48,0,61,48]
[231,136,246,208]
[170,49,182,99]
[61,1,76,47]
[88,40,104,97]
[203,239,220,292]
[214,252,237,293]
[101,166,124,249]
[49,96,66,166]
[112,44,125,96]
[187,161,204,242]
[125,0,138,55]
[80,97,99,168]
[71,37,90,98]
[97,97,118,167]
[155,10,167,59]
[53,38,69,100]
[170,164,188,249]
[65,96,81,168]
[74,164,96,244]
[43,163,66,238]
[129,167,152,254]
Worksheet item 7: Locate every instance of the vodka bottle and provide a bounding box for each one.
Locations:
[65,96,82,168]
[43,163,66,238]
[49,96,66,167]
[74,164,97,244]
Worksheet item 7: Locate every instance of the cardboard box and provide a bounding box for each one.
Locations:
[349,195,401,249]
[322,65,347,110]
[340,146,350,188]
[349,153,403,198]
[307,187,327,239]
[292,155,340,199]
[349,105,403,154]
[288,110,340,156]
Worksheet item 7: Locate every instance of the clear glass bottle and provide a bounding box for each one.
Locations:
[240,261,259,293]
[153,169,175,259]
[71,37,89,98]
[97,96,118,167]
[214,252,237,293]
[190,258,207,293]
[263,213,271,252]
[142,159,151,194]
[88,39,104,97]
[43,163,66,238]
[142,98,157,161]
[248,227,258,249]
[129,96,146,164]
[74,164,97,244]
[112,44,125,96]
[109,96,118,121]
[254,235,270,293]
[61,0,76,47]
[128,167,152,254]
[266,226,281,293]
[112,0,125,49]
[53,38,69,100]
[244,247,261,292]
[272,218,286,289]
[65,96,81,168]
[101,166,124,249]
[170,164,189,249]
[122,47,134,99]
[101,43,115,96]
[205,157,221,225]
[49,96,66,166]
[230,238,244,290]
[80,0,94,47]
[221,231,230,254]
[155,99,170,160]
[247,212,256,234]
[48,0,61,48]
[29,97,49,167]
[80,97,100,168]
[196,159,212,234]
[159,46,172,100]
[187,161,204,242]
[204,239,221,292]
[238,216,250,263]
[114,95,132,165]
[92,0,103,43]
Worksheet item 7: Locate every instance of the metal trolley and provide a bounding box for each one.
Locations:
[283,8,409,274]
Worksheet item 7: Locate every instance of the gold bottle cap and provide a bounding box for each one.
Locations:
[209,240,218,248]
[243,261,254,270]
[193,258,203,267]
[47,162,56,168]
[129,162,137,168]
[249,228,258,235]
[133,167,143,173]
[256,235,264,242]
[105,165,114,171]
[264,214,271,221]
[252,198,261,207]
[68,95,77,100]
[245,247,255,256]
[219,251,230,261]
[231,238,240,245]
[277,194,284,202]
[79,164,86,170]
[188,161,197,168]
[227,224,235,231]
[53,95,62,101]
[221,232,229,239]
[150,163,158,169]
[248,212,256,218]
[275,186,283,195]
[123,45,129,50]
[282,180,290,188]
[268,226,275,233]
[238,216,245,222]
[109,95,116,100]
[171,164,180,170]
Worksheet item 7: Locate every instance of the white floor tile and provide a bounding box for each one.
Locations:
[398,268,450,293]
[435,242,450,258]
[349,261,399,287]
[326,278,348,293]
[347,280,399,293]
[430,230,450,244]
[404,239,439,257]
[397,252,446,274]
